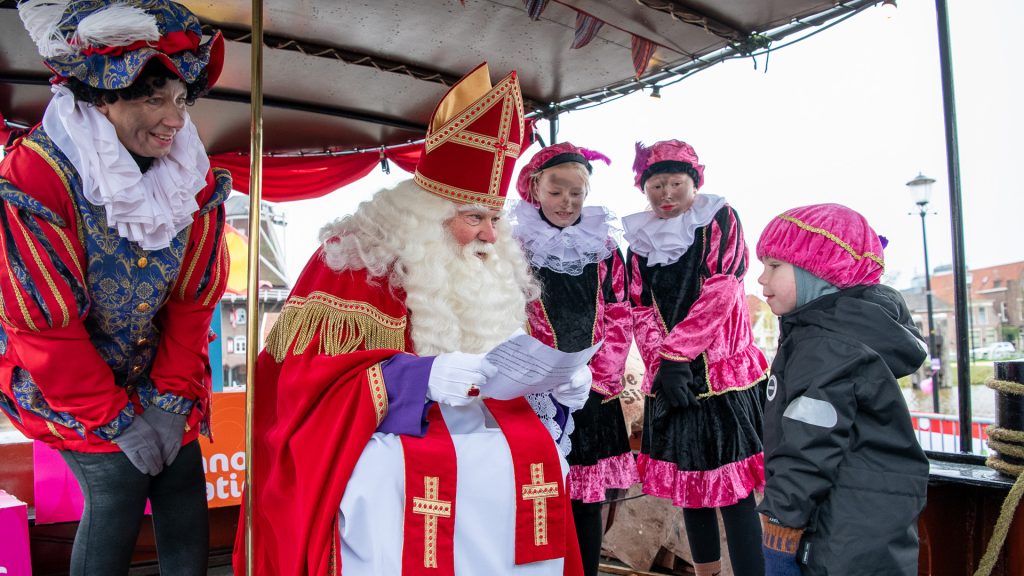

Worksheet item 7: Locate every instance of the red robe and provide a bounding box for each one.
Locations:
[234,250,583,576]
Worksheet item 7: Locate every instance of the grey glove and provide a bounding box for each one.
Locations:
[115,416,164,476]
[140,406,188,466]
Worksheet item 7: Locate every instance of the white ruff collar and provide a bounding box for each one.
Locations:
[512,201,617,276]
[42,85,208,251]
[622,194,726,266]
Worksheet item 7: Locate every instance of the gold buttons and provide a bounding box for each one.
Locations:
[137,257,149,268]
[136,337,149,347]
[131,364,143,374]
[136,302,151,313]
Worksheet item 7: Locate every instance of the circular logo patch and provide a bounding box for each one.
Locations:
[766,374,778,401]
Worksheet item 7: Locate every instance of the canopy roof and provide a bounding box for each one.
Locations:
[0,0,876,155]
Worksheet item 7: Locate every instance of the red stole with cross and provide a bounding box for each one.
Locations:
[399,397,566,574]
[400,405,457,575]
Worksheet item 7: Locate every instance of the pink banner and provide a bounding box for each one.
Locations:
[0,490,32,575]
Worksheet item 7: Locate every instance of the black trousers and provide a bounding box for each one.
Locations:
[682,494,765,576]
[61,440,209,576]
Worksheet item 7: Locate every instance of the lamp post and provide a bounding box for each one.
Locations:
[907,172,940,413]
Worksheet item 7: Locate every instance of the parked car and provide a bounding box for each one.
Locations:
[973,342,1016,360]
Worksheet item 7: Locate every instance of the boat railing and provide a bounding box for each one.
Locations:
[910,411,994,455]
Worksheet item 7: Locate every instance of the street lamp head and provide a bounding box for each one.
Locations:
[906,172,936,206]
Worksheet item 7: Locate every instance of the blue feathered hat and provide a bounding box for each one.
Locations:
[18,0,224,90]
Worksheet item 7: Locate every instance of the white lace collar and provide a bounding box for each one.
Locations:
[622,194,726,266]
[42,85,209,251]
[511,201,617,276]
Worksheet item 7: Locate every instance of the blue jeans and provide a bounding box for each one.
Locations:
[60,440,209,576]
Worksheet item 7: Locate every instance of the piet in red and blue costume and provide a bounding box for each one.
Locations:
[624,140,768,509]
[0,0,229,453]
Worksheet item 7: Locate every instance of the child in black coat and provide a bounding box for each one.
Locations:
[755,204,929,576]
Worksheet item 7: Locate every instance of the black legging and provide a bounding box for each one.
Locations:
[572,500,604,576]
[61,440,209,576]
[681,494,764,576]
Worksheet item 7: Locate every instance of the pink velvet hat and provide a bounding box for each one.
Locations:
[632,139,705,190]
[515,142,610,205]
[756,203,885,288]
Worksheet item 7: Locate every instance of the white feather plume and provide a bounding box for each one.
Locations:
[18,0,75,58]
[74,4,159,50]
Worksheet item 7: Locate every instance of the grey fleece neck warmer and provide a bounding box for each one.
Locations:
[795,265,839,308]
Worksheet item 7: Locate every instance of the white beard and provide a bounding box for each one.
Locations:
[404,239,528,355]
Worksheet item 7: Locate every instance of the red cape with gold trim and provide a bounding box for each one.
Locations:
[233,248,583,575]
[233,250,409,576]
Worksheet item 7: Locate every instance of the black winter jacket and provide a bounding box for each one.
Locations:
[758,284,929,576]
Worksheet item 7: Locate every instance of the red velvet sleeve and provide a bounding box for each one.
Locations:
[0,168,129,438]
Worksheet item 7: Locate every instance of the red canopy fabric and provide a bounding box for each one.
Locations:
[0,107,532,204]
[210,119,534,202]
[210,151,381,202]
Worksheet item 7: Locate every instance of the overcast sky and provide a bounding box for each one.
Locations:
[275,0,1023,297]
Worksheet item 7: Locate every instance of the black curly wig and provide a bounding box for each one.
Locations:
[65,61,210,107]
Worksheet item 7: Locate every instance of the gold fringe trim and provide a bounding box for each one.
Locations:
[265,291,406,362]
[985,378,1024,396]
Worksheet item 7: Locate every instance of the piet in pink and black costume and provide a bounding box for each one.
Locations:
[512,143,638,504]
[623,140,768,510]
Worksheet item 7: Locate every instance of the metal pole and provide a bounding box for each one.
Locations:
[919,206,939,413]
[549,112,559,145]
[244,0,264,572]
[933,0,972,452]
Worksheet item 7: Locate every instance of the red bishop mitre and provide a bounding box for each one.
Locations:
[414,63,526,210]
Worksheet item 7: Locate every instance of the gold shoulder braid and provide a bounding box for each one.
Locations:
[265,291,407,362]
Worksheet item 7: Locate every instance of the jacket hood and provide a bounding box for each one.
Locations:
[781,284,927,379]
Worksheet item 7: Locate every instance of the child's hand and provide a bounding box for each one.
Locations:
[762,514,804,576]
[652,359,698,409]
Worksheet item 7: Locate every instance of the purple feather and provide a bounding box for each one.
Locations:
[581,148,611,166]
[633,141,650,175]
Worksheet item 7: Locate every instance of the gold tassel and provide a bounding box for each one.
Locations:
[266,291,406,362]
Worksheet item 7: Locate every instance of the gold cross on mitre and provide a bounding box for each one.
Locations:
[414,63,525,210]
[412,476,453,568]
[521,462,560,546]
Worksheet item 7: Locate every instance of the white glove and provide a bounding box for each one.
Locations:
[551,366,592,412]
[427,352,497,406]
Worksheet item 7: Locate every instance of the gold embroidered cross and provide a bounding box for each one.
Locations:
[452,92,521,197]
[412,476,452,568]
[520,462,559,546]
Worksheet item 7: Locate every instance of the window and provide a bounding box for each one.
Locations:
[978,306,987,324]
[233,336,247,355]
